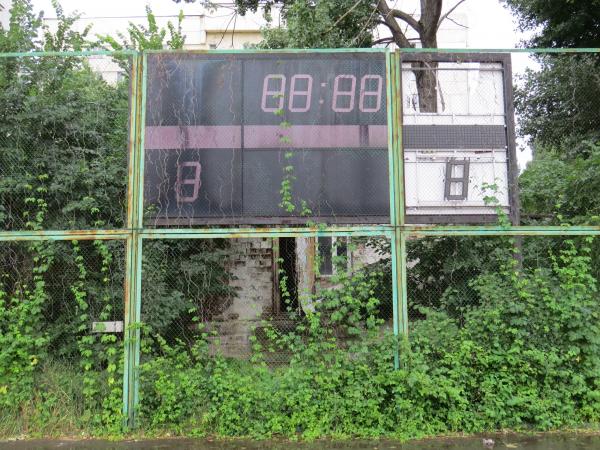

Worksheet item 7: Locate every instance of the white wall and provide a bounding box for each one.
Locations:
[0,0,11,29]
[402,62,510,216]
[34,0,270,50]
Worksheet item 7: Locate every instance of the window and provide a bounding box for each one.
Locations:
[317,237,350,276]
[444,158,470,200]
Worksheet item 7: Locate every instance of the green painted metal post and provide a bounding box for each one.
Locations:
[386,50,399,368]
[123,52,144,429]
[397,229,409,338]
[129,52,148,429]
[390,50,409,368]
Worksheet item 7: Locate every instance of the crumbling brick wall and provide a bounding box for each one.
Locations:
[209,238,274,357]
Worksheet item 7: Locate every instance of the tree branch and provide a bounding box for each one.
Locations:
[323,0,364,35]
[372,37,394,45]
[389,8,421,34]
[437,0,467,31]
[376,0,413,48]
[445,16,468,29]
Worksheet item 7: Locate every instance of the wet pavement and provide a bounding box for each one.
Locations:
[2,433,600,450]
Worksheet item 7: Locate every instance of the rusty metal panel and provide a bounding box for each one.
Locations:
[143,52,390,226]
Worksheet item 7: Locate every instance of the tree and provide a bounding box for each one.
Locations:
[515,54,600,150]
[0,0,233,364]
[258,0,378,49]
[504,0,600,225]
[501,0,600,48]
[175,0,466,49]
[503,0,600,157]
[99,6,185,51]
[504,0,600,283]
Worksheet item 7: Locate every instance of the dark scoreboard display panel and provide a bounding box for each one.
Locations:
[144,52,389,225]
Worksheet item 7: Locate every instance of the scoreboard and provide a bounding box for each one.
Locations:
[143,52,517,225]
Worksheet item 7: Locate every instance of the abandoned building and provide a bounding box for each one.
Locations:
[208,237,384,357]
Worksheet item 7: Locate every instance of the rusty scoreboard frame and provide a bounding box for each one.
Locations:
[142,50,519,227]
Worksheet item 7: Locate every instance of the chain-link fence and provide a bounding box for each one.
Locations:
[406,234,600,325]
[138,235,393,361]
[0,52,132,435]
[0,54,131,231]
[1,48,600,435]
[0,239,125,434]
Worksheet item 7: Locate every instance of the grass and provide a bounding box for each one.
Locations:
[0,360,88,438]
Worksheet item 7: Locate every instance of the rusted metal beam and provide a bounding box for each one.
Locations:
[0,230,129,241]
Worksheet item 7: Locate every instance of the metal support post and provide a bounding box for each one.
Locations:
[123,52,145,429]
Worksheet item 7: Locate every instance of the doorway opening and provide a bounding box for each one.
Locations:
[275,237,299,315]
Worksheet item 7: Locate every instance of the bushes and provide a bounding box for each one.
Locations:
[1,1,599,441]
[132,238,600,440]
[1,224,599,441]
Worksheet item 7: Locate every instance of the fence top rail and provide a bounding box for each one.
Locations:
[404,225,600,237]
[2,226,600,241]
[399,47,600,53]
[0,230,130,241]
[143,47,388,55]
[138,47,600,55]
[0,49,138,58]
[0,47,598,59]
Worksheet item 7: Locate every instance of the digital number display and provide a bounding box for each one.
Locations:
[144,52,389,225]
[260,73,383,114]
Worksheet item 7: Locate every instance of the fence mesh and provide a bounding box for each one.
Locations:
[0,239,125,432]
[0,55,130,231]
[512,52,600,226]
[1,48,600,436]
[139,235,393,363]
[407,234,600,345]
[137,234,394,430]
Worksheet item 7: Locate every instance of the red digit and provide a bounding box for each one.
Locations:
[261,74,286,112]
[288,74,313,112]
[359,75,383,112]
[176,161,201,203]
[332,75,356,112]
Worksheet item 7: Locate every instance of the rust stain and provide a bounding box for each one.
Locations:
[126,56,139,228]
[0,230,130,241]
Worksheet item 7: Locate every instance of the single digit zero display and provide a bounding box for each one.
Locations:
[144,52,389,225]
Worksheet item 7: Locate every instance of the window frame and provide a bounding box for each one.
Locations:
[317,236,351,277]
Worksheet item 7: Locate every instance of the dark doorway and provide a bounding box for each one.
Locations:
[277,237,299,314]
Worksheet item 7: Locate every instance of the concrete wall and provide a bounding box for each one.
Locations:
[209,238,274,357]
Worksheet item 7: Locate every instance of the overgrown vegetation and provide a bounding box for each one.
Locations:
[0,0,232,437]
[134,236,600,439]
[1,0,600,442]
